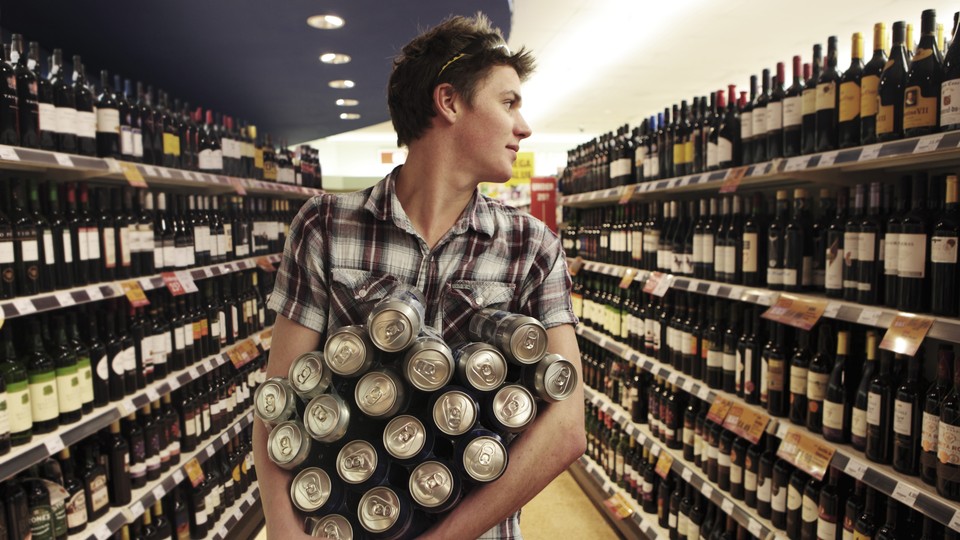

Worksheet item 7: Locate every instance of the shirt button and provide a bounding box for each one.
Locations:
[476,295,485,305]
[358,288,367,298]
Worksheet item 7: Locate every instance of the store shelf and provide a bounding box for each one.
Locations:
[584,386,778,540]
[561,131,960,208]
[0,253,280,320]
[0,144,322,199]
[0,326,272,483]
[81,407,256,540]
[571,257,960,345]
[577,325,960,533]
[570,454,667,540]
[209,484,261,540]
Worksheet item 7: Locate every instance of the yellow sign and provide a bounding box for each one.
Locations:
[507,152,535,186]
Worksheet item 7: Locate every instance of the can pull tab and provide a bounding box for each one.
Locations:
[311,403,333,425]
[300,478,324,503]
[333,341,356,366]
[521,328,540,351]
[365,496,395,518]
[472,359,498,384]
[343,449,372,472]
[442,396,464,428]
[500,390,531,419]
[363,383,385,405]
[552,366,572,392]
[392,422,419,449]
[417,472,447,494]
[375,319,407,344]
[320,522,344,539]
[474,443,496,471]
[264,393,277,414]
[413,359,437,378]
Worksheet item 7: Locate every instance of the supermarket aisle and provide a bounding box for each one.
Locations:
[252,470,618,539]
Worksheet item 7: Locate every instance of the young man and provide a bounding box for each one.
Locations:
[254,13,585,539]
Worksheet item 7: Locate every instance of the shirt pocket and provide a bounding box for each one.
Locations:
[328,268,399,331]
[440,280,516,347]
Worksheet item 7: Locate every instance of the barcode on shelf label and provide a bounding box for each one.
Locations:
[749,519,763,537]
[146,387,160,402]
[118,399,135,416]
[697,386,712,400]
[722,499,734,513]
[784,157,810,172]
[668,372,680,385]
[143,165,157,177]
[707,283,720,296]
[843,459,867,480]
[55,292,75,306]
[188,367,200,379]
[87,287,103,301]
[824,302,841,319]
[94,524,112,540]
[173,469,185,484]
[776,423,789,439]
[682,468,693,482]
[859,145,882,161]
[130,501,144,519]
[221,432,230,444]
[949,511,960,532]
[43,435,64,455]
[914,134,945,154]
[651,445,661,456]
[153,486,166,502]
[206,445,216,458]
[818,151,839,168]
[702,484,714,499]
[157,167,171,178]
[13,299,36,315]
[217,526,229,538]
[857,309,882,326]
[891,483,920,506]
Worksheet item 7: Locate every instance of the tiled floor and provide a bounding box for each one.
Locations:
[252,469,618,539]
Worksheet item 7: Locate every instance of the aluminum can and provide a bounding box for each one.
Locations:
[357,486,414,540]
[522,353,578,402]
[453,342,507,392]
[288,351,333,401]
[324,325,376,378]
[354,368,406,418]
[303,392,351,443]
[290,467,343,514]
[254,377,298,428]
[401,329,454,392]
[310,514,356,539]
[336,439,388,489]
[430,387,478,438]
[383,414,433,464]
[267,419,312,470]
[455,429,509,483]
[486,384,538,433]
[409,460,462,513]
[469,309,548,365]
[367,284,426,353]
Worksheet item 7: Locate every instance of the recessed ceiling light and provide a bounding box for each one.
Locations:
[340,113,361,120]
[320,53,351,64]
[328,79,355,89]
[306,14,345,29]
[336,98,359,107]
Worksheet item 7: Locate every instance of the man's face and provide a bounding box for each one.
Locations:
[456,65,532,183]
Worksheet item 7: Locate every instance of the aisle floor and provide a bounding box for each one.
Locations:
[253,469,619,539]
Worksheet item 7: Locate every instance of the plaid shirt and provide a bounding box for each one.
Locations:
[268,167,575,539]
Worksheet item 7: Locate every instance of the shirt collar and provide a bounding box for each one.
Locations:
[364,166,495,238]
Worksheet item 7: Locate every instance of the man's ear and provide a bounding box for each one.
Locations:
[433,82,459,125]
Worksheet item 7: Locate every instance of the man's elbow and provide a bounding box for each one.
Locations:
[560,423,587,465]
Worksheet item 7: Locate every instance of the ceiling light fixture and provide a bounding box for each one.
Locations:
[320,53,351,64]
[340,113,361,120]
[336,98,359,106]
[306,14,345,29]
[328,79,355,89]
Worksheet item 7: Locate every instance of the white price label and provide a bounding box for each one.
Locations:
[776,423,790,439]
[702,484,714,499]
[784,156,810,172]
[130,501,145,519]
[949,511,960,532]
[668,372,680,385]
[146,387,160,402]
[13,299,36,315]
[142,165,157,177]
[43,435,64,455]
[217,526,229,538]
[757,292,780,307]
[87,287,104,301]
[914,134,945,154]
[55,292,75,306]
[682,468,693,482]
[652,275,673,297]
[824,302,841,319]
[707,283,720,296]
[843,459,867,480]
[857,308,882,326]
[52,153,73,167]
[0,146,19,161]
[94,524,112,540]
[157,167,171,178]
[118,399,136,416]
[818,151,839,168]
[221,432,230,444]
[859,145,882,161]
[722,499,734,513]
[749,519,763,537]
[697,386,712,400]
[891,483,920,507]
[668,178,681,188]
[153,486,166,502]
[139,277,155,290]
[173,270,199,293]
[602,481,613,492]
[206,445,216,457]
[188,367,200,380]
[173,469,185,484]
[651,445,661,456]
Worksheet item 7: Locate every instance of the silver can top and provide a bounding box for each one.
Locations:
[324,325,374,377]
[541,355,578,401]
[492,385,537,431]
[355,370,401,418]
[403,337,454,392]
[457,343,507,392]
[368,300,422,353]
[462,436,508,482]
[432,389,477,437]
[383,415,427,461]
[288,352,332,399]
[336,440,378,485]
[290,467,332,513]
[358,486,401,534]
[254,377,295,425]
[310,514,354,539]
[267,420,311,470]
[506,317,548,364]
[304,393,350,443]
[409,461,455,509]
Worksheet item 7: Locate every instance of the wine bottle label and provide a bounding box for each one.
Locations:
[866,392,882,426]
[768,358,785,391]
[29,505,54,540]
[752,107,767,138]
[790,367,808,395]
[102,228,116,268]
[29,371,59,422]
[851,407,867,437]
[707,348,723,369]
[19,238,39,262]
[77,110,96,138]
[95,354,108,382]
[883,233,900,275]
[818,519,838,540]
[857,232,875,265]
[839,81,861,122]
[66,491,87,528]
[903,85,937,130]
[119,227,131,265]
[61,231,72,264]
[55,366,81,414]
[802,496,818,522]
[861,75,880,117]
[96,108,119,134]
[931,235,959,263]
[133,130,144,158]
[783,268,798,286]
[942,79,960,126]
[742,232,759,272]
[757,476,771,502]
[876,103,895,135]
[898,234,927,278]
[822,400,844,430]
[719,451,732,468]
[120,126,133,155]
[801,89,817,117]
[707,142,719,168]
[38,102,56,133]
[55,106,76,136]
[787,485,802,510]
[783,96,803,127]
[938,422,960,465]
[922,411,939,452]
[741,112,753,139]
[0,240,13,264]
[723,245,737,277]
[7,381,29,433]
[767,101,783,131]
[87,228,100,258]
[718,138,733,164]
[841,232,859,289]
[772,486,786,512]
[669,513,677,529]
[677,514,689,537]
[745,469,758,491]
[816,82,837,111]
[893,400,913,436]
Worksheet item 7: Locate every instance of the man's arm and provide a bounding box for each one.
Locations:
[423,323,586,539]
[253,315,323,539]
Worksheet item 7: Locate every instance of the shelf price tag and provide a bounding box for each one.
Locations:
[643,272,672,297]
[121,281,151,307]
[722,403,771,445]
[706,396,734,425]
[914,134,945,154]
[53,153,73,167]
[173,270,199,294]
[120,162,148,187]
[619,268,638,289]
[761,294,827,331]
[818,151,839,168]
[655,452,674,479]
[859,144,882,161]
[162,272,187,296]
[857,308,883,327]
[891,482,920,507]
[776,427,835,480]
[184,458,206,487]
[618,184,638,205]
[843,459,867,480]
[568,256,585,277]
[880,313,934,357]
[784,156,810,172]
[0,146,19,161]
[602,493,635,520]
[949,511,960,532]
[719,167,748,193]
[230,178,248,195]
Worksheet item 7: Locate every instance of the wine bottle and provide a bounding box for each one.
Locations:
[718,85,739,169]
[922,345,953,485]
[941,12,960,130]
[741,193,765,287]
[892,350,923,475]
[741,78,756,166]
[866,346,895,464]
[771,457,790,528]
[0,40,19,147]
[812,188,833,291]
[767,190,788,291]
[857,181,884,305]
[783,56,804,158]
[817,467,841,540]
[838,32,864,148]
[783,188,812,292]
[49,49,77,154]
[816,36,842,152]
[104,420,131,506]
[71,57,96,156]
[937,351,960,500]
[874,496,901,540]
[767,62,785,159]
[10,35,38,149]
[822,330,849,443]
[851,331,879,451]
[932,174,960,316]
[897,173,930,313]
[807,323,832,434]
[28,180,55,293]
[825,188,847,298]
[862,23,888,144]
[25,318,58,434]
[877,22,910,142]
[95,70,120,159]
[904,9,942,137]
[802,44,823,155]
[752,70,770,164]
[843,184,864,301]
[884,177,909,307]
[57,448,87,535]
[51,316,81,425]
[800,476,822,540]
[29,42,56,152]
[765,322,789,418]
[788,328,811,425]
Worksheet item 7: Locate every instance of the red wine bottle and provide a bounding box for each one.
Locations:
[877,22,910,142]
[766,62,785,159]
[904,9,942,137]
[783,56,804,157]
[892,350,923,475]
[816,36,842,152]
[922,345,953,485]
[838,32,864,149]
[862,23,888,144]
[802,44,822,154]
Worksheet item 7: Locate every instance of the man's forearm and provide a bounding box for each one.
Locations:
[253,418,313,539]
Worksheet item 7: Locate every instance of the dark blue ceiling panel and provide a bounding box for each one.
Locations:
[1,0,512,145]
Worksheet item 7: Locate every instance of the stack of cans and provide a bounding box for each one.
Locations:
[255,284,578,539]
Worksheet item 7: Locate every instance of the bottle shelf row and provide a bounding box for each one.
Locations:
[82,407,255,540]
[0,145,322,199]
[208,483,260,540]
[561,132,960,208]
[0,253,280,320]
[570,257,960,346]
[577,324,960,534]
[0,325,272,482]
[571,454,666,539]
[583,386,778,540]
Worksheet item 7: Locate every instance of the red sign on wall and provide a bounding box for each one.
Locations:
[529,177,557,233]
